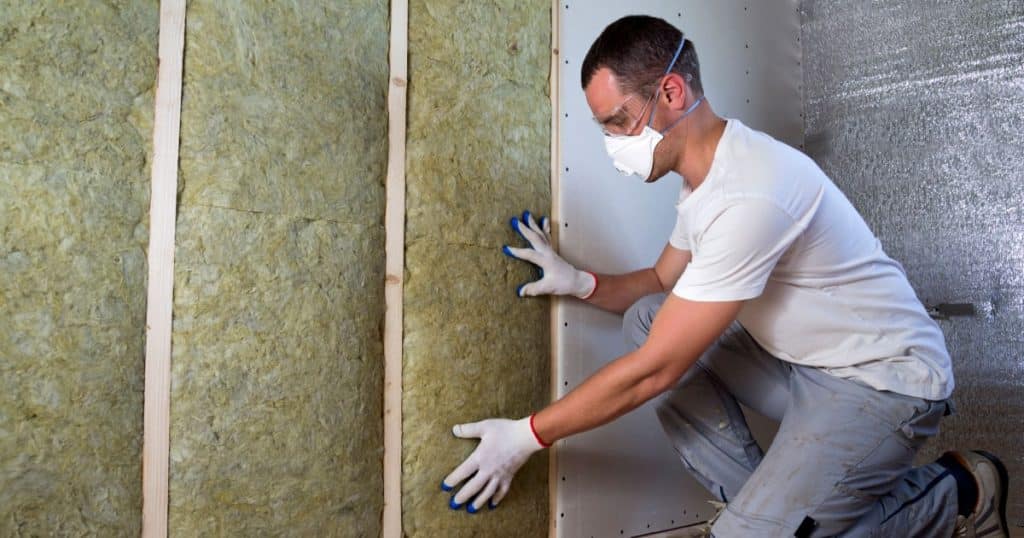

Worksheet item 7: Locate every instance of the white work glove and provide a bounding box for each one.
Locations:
[503,210,597,299]
[441,416,548,513]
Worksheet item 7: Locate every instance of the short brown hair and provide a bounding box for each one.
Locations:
[581,15,703,98]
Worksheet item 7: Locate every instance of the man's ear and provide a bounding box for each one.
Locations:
[661,73,690,110]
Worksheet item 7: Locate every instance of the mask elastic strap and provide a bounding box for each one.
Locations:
[663,36,687,76]
[646,36,688,129]
[660,95,704,135]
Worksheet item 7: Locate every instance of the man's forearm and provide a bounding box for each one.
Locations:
[531,295,742,445]
[532,348,671,443]
[584,267,665,314]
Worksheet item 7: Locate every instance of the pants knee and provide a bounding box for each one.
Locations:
[622,293,667,350]
[653,364,712,434]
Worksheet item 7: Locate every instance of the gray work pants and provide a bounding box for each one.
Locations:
[624,294,959,537]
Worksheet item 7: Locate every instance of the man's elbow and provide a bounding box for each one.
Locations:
[652,268,673,293]
[637,367,681,402]
[627,346,685,402]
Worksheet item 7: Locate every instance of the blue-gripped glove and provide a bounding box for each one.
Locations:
[503,211,596,299]
[441,416,548,513]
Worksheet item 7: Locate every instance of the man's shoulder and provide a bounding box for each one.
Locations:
[724,120,814,171]
[718,122,828,198]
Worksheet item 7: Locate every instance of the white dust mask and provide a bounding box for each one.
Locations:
[603,95,704,180]
[603,125,664,179]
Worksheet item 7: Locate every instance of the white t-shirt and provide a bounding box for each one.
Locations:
[670,119,953,400]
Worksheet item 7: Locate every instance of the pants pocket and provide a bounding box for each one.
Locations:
[837,433,916,499]
[831,399,946,503]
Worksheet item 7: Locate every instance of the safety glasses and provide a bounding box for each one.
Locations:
[593,84,660,137]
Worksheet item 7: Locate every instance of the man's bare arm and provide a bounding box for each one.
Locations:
[584,243,692,314]
[533,294,742,442]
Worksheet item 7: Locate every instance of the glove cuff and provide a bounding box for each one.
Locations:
[574,271,598,300]
[528,414,551,448]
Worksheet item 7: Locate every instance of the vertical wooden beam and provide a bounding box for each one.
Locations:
[383,0,409,534]
[548,0,561,536]
[142,1,186,537]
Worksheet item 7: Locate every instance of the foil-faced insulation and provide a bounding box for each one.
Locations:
[403,1,552,535]
[168,1,389,535]
[801,0,1024,525]
[0,2,156,535]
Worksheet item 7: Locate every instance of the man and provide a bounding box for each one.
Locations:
[441,15,1010,537]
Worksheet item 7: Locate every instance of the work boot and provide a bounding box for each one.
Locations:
[948,450,1009,538]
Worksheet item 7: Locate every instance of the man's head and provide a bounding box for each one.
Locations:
[581,15,703,99]
[581,16,706,182]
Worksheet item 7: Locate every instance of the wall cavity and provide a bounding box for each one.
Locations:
[402,1,552,535]
[801,0,1024,525]
[167,1,389,535]
[0,2,156,535]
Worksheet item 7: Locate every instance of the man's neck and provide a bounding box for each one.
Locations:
[672,108,727,190]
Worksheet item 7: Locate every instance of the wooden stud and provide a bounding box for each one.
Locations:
[142,1,186,537]
[383,0,409,534]
[548,0,561,536]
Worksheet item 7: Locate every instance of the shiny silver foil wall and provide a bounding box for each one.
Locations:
[800,0,1024,525]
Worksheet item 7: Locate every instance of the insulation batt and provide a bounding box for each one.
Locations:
[168,1,389,536]
[801,0,1024,526]
[0,2,157,535]
[403,0,552,536]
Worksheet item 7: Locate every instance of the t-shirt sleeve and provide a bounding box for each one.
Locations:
[672,200,805,302]
[668,211,689,250]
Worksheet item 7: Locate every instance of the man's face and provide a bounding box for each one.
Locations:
[584,68,678,183]
[585,68,652,137]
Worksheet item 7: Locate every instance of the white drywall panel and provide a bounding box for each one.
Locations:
[554,2,802,537]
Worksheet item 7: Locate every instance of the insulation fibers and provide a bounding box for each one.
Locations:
[168,1,388,535]
[403,1,552,535]
[801,0,1024,525]
[0,2,156,535]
